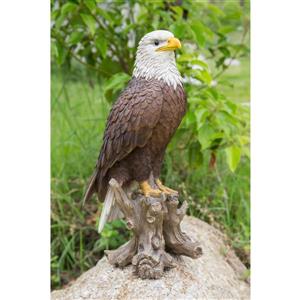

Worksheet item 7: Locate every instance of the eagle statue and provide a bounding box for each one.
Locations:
[83,30,186,232]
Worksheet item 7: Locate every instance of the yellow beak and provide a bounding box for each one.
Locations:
[156,37,182,52]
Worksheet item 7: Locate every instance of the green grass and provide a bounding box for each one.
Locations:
[51,58,250,288]
[51,69,130,288]
[220,57,250,102]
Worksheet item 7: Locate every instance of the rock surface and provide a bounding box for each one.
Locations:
[52,216,250,300]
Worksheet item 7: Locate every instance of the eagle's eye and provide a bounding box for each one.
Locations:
[154,40,159,46]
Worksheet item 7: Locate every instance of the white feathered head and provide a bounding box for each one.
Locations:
[133,30,182,88]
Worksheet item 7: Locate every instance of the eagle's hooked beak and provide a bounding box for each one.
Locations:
[156,37,181,52]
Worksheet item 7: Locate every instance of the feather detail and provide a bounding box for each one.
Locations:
[108,205,124,222]
[82,171,97,206]
[98,187,114,233]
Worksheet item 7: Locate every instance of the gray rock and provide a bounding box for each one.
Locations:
[51,216,250,300]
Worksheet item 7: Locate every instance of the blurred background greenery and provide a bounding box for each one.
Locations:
[51,0,250,289]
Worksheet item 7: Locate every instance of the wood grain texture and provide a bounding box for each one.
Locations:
[104,179,201,280]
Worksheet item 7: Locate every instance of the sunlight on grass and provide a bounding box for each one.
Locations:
[220,57,250,102]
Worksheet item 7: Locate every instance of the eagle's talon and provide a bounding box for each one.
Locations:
[155,179,178,195]
[145,189,162,197]
[140,181,162,198]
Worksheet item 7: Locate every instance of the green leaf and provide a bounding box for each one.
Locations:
[104,72,131,101]
[184,111,197,127]
[68,31,85,45]
[95,36,107,58]
[85,0,97,12]
[219,25,235,34]
[196,69,212,85]
[177,53,193,62]
[61,2,77,16]
[216,56,226,68]
[190,21,206,48]
[206,88,219,100]
[104,72,131,92]
[219,46,231,57]
[239,135,250,146]
[202,24,214,41]
[96,6,113,23]
[195,108,209,128]
[225,9,242,21]
[169,128,189,150]
[171,6,183,19]
[191,59,209,70]
[197,123,215,150]
[225,146,242,172]
[242,145,250,159]
[55,42,66,65]
[170,23,186,39]
[54,14,65,28]
[51,9,59,21]
[217,110,239,126]
[207,4,225,16]
[80,14,96,36]
[100,57,123,78]
[188,142,203,169]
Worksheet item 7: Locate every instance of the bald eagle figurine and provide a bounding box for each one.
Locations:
[84,30,186,232]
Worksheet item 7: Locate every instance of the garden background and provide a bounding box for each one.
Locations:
[51,0,250,289]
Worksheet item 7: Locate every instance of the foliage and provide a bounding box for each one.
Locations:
[51,0,250,289]
[51,0,250,171]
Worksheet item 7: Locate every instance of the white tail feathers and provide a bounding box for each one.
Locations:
[97,186,123,233]
[98,187,114,233]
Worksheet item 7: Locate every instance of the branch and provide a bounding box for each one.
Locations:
[213,23,250,80]
[52,30,114,76]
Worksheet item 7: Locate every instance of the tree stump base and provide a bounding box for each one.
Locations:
[105,179,202,279]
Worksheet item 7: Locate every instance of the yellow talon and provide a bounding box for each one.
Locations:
[140,181,162,197]
[155,179,178,195]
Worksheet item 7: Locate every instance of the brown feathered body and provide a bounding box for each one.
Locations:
[85,77,186,201]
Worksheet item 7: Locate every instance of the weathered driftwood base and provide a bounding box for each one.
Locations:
[105,179,202,279]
